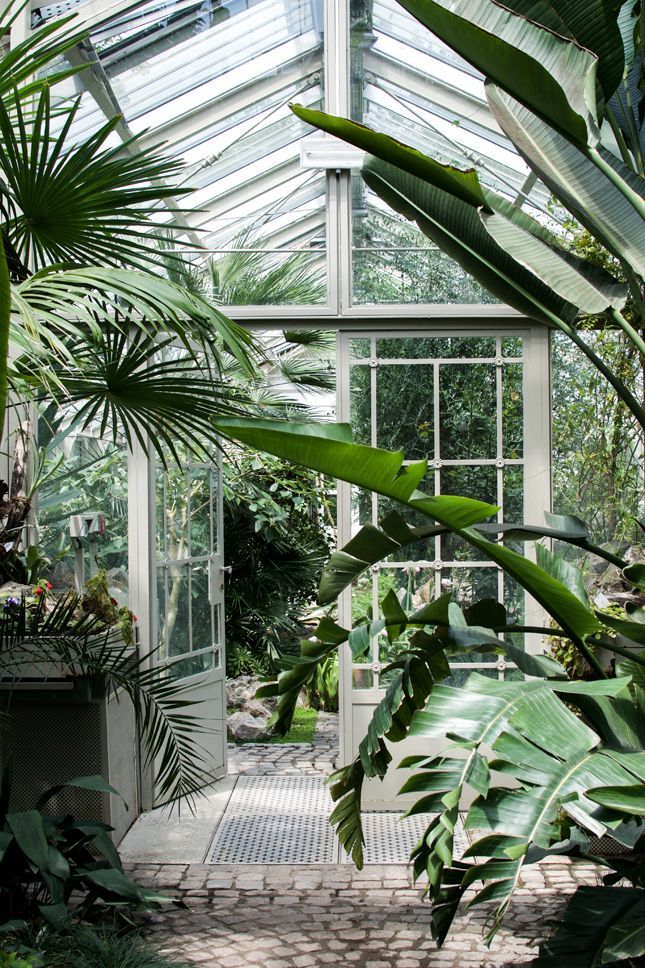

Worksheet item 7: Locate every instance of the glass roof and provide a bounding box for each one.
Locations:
[32,0,551,306]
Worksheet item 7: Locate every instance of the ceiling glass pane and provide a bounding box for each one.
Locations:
[71,0,328,306]
[350,0,539,306]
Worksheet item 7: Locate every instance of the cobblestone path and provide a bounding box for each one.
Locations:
[126,716,600,967]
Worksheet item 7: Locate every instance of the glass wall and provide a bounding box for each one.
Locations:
[341,330,528,691]
[155,452,224,680]
[35,0,545,311]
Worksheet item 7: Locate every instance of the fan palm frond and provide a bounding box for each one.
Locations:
[12,328,248,463]
[0,87,195,275]
[11,266,257,373]
[0,6,86,105]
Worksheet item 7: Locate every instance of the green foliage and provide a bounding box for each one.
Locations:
[3,924,189,968]
[224,453,332,670]
[306,655,339,713]
[226,644,271,679]
[0,774,174,929]
[263,708,318,745]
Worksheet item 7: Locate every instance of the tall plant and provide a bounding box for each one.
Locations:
[0,5,259,805]
[291,0,644,432]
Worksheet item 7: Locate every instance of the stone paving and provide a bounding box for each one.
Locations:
[133,860,600,967]
[127,713,602,967]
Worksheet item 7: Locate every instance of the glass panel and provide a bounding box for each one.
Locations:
[503,466,524,528]
[348,0,531,306]
[502,364,523,458]
[439,363,497,459]
[376,336,496,359]
[163,565,191,658]
[36,412,129,594]
[352,177,500,305]
[156,568,166,659]
[164,465,189,562]
[90,0,327,307]
[350,338,371,358]
[442,567,499,608]
[378,567,436,613]
[502,337,523,357]
[166,652,214,682]
[349,365,372,446]
[189,466,212,557]
[191,563,213,651]
[155,466,166,562]
[440,465,497,562]
[212,466,221,556]
[351,571,378,624]
[376,364,433,458]
[352,668,374,689]
[351,486,373,530]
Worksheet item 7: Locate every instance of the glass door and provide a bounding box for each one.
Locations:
[152,448,227,804]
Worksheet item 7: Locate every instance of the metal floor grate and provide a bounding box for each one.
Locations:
[206,775,336,865]
[204,776,472,865]
[360,812,470,865]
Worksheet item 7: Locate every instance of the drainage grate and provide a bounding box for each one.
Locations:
[206,775,336,865]
[359,812,470,865]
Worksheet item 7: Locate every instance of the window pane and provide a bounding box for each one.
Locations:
[376,364,434,458]
[191,562,213,651]
[163,565,191,658]
[189,466,212,557]
[439,363,497,459]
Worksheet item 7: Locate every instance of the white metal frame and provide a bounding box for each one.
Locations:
[335,322,551,776]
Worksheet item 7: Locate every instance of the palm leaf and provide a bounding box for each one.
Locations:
[12,329,245,463]
[486,82,645,280]
[0,8,87,104]
[529,886,645,965]
[0,237,9,441]
[0,87,194,274]
[12,267,256,373]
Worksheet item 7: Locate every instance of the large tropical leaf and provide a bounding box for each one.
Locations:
[360,158,577,324]
[407,673,639,943]
[318,509,625,605]
[529,886,645,966]
[398,0,626,116]
[393,0,601,144]
[480,212,628,313]
[213,417,606,653]
[486,82,645,280]
[0,88,193,274]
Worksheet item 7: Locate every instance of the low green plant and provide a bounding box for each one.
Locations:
[0,774,175,930]
[264,707,318,745]
[226,644,271,678]
[3,924,189,967]
[306,655,339,713]
[0,952,41,968]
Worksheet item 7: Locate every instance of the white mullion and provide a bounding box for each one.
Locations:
[433,360,442,599]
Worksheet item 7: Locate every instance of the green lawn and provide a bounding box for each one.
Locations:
[264,706,318,744]
[230,706,318,745]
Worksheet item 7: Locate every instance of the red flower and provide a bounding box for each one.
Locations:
[34,586,43,596]
[46,582,52,590]
[110,597,118,606]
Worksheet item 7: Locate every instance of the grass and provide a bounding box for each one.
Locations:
[231,706,318,745]
[3,926,190,968]
[264,706,318,744]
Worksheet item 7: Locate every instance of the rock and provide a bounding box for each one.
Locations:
[245,699,272,719]
[226,675,277,711]
[226,675,260,709]
[227,711,270,742]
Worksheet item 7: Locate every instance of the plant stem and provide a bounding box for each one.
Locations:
[559,322,645,429]
[607,306,645,357]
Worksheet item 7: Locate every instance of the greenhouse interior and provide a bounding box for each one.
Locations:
[0,0,643,965]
